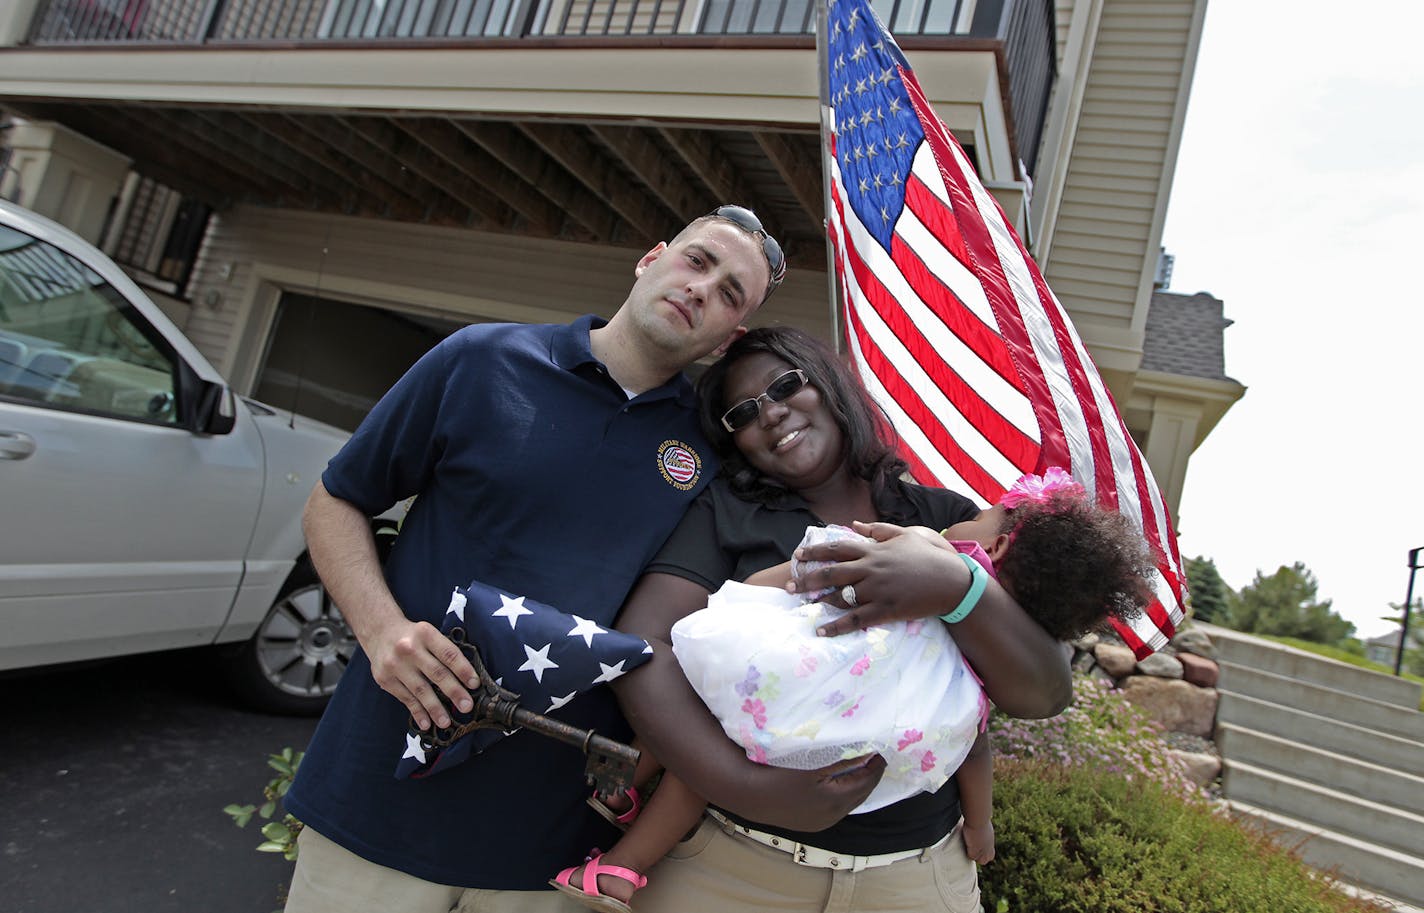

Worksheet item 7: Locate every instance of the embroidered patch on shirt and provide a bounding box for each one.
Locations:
[657,439,702,491]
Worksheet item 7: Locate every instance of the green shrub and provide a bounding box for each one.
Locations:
[980,760,1389,913]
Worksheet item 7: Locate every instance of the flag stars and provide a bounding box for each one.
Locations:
[866,143,879,160]
[851,42,868,62]
[445,589,467,623]
[491,594,532,629]
[546,692,577,713]
[880,67,895,86]
[859,176,869,192]
[880,206,891,225]
[848,8,859,26]
[860,109,874,127]
[518,642,559,682]
[889,97,902,115]
[593,660,630,684]
[566,615,606,647]
[855,77,869,95]
[402,732,427,764]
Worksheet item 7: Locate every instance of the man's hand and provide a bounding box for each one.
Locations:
[962,820,995,865]
[788,520,967,636]
[365,618,480,731]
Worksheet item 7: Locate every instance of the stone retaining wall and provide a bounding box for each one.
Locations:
[1068,624,1223,787]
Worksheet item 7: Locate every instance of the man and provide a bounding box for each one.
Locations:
[282,207,869,912]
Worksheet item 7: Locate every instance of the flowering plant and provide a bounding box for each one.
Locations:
[988,674,1201,802]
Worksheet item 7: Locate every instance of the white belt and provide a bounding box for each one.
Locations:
[707,809,953,873]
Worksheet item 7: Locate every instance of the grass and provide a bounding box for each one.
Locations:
[1253,634,1424,711]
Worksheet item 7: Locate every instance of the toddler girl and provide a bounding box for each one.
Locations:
[550,467,1155,912]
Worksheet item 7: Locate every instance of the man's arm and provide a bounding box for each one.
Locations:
[956,731,995,865]
[612,572,882,832]
[303,481,479,731]
[791,521,1072,718]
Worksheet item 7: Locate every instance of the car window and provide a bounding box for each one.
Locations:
[0,224,179,424]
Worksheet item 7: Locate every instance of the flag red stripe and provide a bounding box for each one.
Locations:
[843,297,1006,497]
[898,176,1025,390]
[833,193,1040,473]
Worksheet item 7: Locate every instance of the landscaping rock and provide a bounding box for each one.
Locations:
[1072,650,1097,673]
[1169,749,1223,786]
[1178,652,1220,688]
[1172,627,1218,659]
[1120,677,1218,737]
[1136,651,1185,679]
[1094,643,1138,678]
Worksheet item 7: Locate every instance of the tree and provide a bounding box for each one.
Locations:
[1185,556,1231,624]
[1228,562,1355,645]
[1380,598,1424,676]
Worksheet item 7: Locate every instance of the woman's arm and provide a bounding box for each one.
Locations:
[611,571,883,831]
[789,521,1072,718]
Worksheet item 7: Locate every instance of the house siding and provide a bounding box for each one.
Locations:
[182,206,832,388]
[1042,0,1201,355]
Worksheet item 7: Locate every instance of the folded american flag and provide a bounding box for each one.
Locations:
[395,581,653,779]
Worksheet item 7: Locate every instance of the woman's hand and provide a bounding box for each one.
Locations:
[789,520,1073,718]
[788,520,963,636]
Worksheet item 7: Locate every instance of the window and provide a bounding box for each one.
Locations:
[0,223,179,424]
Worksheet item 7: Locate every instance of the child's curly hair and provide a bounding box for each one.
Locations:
[992,493,1157,641]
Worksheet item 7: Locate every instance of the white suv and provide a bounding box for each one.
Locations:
[0,199,374,713]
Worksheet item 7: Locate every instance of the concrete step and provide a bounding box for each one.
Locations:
[1197,622,1423,709]
[1217,692,1424,779]
[1221,759,1424,858]
[1218,660,1424,742]
[1228,800,1424,909]
[1215,723,1424,817]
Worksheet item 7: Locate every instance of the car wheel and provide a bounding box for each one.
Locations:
[223,559,356,715]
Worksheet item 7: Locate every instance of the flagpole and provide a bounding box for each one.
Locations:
[815,0,843,353]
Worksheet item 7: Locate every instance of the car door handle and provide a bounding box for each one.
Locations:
[0,430,36,460]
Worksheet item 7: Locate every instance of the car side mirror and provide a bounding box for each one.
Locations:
[193,380,237,435]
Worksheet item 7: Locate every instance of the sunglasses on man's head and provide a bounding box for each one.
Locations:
[720,368,808,433]
[706,205,787,295]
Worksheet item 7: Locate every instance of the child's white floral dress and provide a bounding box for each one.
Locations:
[671,571,988,813]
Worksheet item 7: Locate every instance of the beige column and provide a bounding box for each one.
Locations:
[2,120,132,244]
[1142,395,1202,524]
[0,0,45,46]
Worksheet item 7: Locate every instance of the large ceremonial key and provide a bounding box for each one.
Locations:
[416,626,641,798]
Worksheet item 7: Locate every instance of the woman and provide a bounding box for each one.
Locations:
[611,327,1071,913]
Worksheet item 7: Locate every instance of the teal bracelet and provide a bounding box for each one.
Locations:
[940,552,988,624]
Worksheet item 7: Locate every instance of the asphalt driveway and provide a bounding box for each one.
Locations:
[1,649,321,913]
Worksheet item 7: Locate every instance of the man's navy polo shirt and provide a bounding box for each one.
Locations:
[284,315,718,889]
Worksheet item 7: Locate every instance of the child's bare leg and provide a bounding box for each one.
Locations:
[573,773,708,903]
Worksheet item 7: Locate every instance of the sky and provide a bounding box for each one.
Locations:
[1161,0,1424,640]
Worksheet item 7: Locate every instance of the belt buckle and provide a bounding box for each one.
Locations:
[794,843,808,865]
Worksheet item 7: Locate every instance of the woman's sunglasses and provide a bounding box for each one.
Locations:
[720,369,808,432]
[706,205,787,297]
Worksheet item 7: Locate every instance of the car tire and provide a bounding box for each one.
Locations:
[222,558,356,715]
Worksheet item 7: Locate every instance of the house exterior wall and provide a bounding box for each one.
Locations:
[1034,0,1207,394]
[181,205,836,390]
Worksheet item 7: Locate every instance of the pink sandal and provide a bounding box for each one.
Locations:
[586,786,642,830]
[549,851,647,913]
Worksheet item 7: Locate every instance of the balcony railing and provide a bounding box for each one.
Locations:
[22,0,1054,172]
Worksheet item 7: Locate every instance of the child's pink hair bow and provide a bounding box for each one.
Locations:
[998,466,1085,509]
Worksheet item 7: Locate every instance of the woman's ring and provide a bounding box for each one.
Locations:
[841,584,859,607]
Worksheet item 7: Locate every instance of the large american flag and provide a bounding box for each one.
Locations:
[821,0,1184,656]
